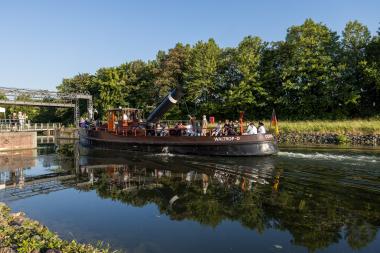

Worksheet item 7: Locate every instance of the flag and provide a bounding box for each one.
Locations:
[270,109,279,136]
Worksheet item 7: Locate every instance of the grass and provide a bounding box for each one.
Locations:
[269,119,380,135]
[206,119,380,135]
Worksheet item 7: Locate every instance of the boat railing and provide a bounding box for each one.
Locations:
[93,120,259,137]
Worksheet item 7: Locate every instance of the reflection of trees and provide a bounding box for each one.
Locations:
[78,164,380,252]
[345,220,377,250]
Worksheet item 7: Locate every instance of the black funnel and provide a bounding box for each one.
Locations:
[146,87,184,123]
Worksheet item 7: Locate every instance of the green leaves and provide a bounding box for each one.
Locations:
[185,39,220,103]
[55,19,380,121]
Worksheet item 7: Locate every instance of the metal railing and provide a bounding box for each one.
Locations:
[0,121,62,132]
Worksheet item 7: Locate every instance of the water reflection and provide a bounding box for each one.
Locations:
[1,145,380,252]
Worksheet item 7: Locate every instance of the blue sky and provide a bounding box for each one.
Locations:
[0,0,379,90]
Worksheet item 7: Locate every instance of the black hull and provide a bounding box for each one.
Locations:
[79,129,278,156]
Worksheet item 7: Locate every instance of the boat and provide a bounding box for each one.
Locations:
[79,87,278,156]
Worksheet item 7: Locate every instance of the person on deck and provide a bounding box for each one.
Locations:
[223,119,237,136]
[246,122,257,135]
[201,115,208,136]
[211,121,222,136]
[223,120,230,136]
[122,112,129,121]
[185,122,194,136]
[233,120,239,133]
[258,122,266,134]
[156,122,163,136]
[162,123,169,136]
[79,117,85,128]
[174,122,185,136]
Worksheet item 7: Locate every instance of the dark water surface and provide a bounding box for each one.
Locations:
[1,145,380,253]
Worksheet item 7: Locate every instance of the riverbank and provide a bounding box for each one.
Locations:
[0,203,113,253]
[261,119,380,145]
[277,133,380,145]
[274,119,380,135]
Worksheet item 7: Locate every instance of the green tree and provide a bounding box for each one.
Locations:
[228,36,266,117]
[55,20,380,121]
[214,47,242,117]
[363,26,380,115]
[93,67,126,117]
[340,21,372,116]
[185,39,221,116]
[57,73,95,122]
[280,19,341,119]
[122,60,156,112]
[154,43,191,96]
[260,41,292,117]
[153,43,192,118]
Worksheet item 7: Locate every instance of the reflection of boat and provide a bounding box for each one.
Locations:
[77,149,277,194]
[80,87,278,156]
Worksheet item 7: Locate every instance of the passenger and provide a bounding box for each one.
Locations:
[162,123,169,136]
[156,122,163,136]
[175,122,185,136]
[84,118,90,128]
[233,120,239,133]
[258,122,266,134]
[211,121,222,136]
[185,122,194,136]
[79,117,85,128]
[228,126,237,136]
[223,120,230,136]
[201,115,208,136]
[195,120,201,136]
[223,119,236,136]
[246,122,257,135]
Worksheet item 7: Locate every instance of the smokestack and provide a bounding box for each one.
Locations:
[146,87,184,123]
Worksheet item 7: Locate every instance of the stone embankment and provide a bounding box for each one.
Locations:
[0,203,112,253]
[278,133,380,146]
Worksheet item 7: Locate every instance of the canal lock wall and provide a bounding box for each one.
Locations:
[0,132,37,151]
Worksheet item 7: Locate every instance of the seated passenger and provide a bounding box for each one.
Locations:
[185,123,194,136]
[223,119,237,136]
[211,121,222,136]
[156,123,163,136]
[246,122,257,135]
[258,122,266,134]
[174,122,181,136]
[233,120,239,133]
[223,120,230,136]
[162,123,169,136]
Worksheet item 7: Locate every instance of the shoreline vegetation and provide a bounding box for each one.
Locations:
[208,119,380,145]
[265,119,380,145]
[0,203,115,253]
[266,119,380,135]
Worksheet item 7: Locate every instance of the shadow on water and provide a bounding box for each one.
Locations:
[1,144,380,253]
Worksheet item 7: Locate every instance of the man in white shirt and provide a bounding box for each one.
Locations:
[246,122,257,135]
[258,122,266,134]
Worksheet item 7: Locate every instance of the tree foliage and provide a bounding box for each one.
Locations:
[55,19,380,122]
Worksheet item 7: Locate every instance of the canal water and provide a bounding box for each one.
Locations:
[1,144,380,253]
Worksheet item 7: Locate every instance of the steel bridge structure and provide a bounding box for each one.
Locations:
[0,86,93,125]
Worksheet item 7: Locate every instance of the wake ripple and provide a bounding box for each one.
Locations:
[278,151,380,163]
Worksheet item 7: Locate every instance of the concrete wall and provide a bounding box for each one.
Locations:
[0,132,37,151]
[56,128,78,139]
